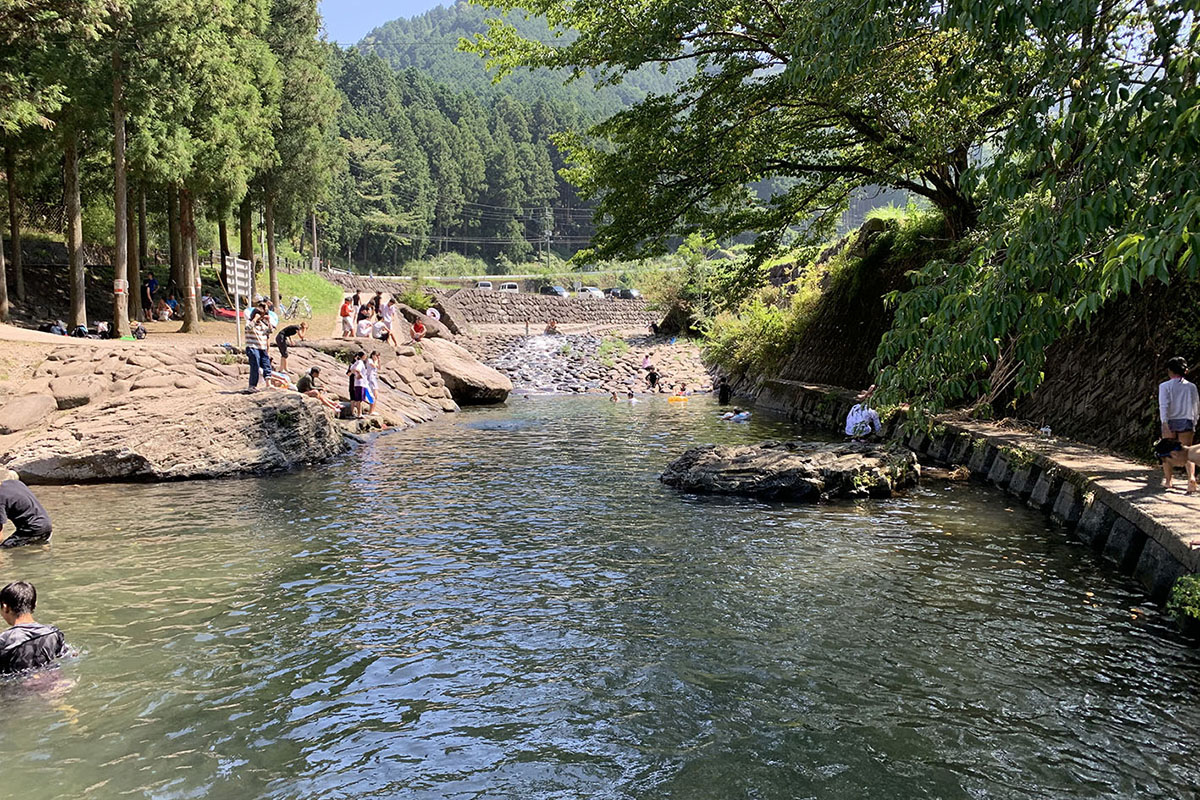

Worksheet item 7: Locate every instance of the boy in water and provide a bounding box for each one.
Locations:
[0,469,52,547]
[0,581,67,674]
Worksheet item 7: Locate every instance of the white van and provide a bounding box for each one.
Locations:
[476,280,493,291]
[498,282,520,293]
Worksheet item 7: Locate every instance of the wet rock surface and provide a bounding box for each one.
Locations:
[0,338,465,483]
[459,332,710,395]
[660,441,920,501]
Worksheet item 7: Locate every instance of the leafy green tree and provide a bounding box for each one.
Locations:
[875,0,1200,415]
[469,0,1024,262]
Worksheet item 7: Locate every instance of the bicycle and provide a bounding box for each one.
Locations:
[282,295,312,320]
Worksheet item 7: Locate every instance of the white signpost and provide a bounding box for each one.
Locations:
[227,257,254,349]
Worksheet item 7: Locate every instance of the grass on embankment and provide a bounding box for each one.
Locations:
[276,271,344,336]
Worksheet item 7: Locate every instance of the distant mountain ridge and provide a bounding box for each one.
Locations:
[358,1,685,120]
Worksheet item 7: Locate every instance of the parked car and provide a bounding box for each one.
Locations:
[606,287,642,299]
[539,285,569,298]
[579,286,604,299]
[476,280,493,291]
[498,282,520,293]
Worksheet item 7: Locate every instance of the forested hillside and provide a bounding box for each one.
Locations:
[359,2,683,120]
[321,46,594,270]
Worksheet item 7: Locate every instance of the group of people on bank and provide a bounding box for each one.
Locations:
[338,291,430,345]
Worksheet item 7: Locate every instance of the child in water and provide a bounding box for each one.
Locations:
[0,581,67,674]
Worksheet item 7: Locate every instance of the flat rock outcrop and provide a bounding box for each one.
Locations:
[417,338,512,404]
[0,338,465,484]
[661,441,920,501]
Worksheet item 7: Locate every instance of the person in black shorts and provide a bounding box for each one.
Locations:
[0,581,68,674]
[0,470,52,548]
[274,321,307,373]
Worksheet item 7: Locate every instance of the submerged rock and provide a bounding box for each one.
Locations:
[661,441,920,501]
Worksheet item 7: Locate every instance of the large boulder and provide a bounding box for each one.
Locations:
[0,394,59,434]
[3,391,347,484]
[417,337,512,404]
[395,304,454,340]
[661,441,919,501]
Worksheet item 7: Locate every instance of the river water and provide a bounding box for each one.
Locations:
[2,396,1198,799]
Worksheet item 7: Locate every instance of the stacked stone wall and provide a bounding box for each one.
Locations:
[1014,282,1187,458]
[437,289,655,328]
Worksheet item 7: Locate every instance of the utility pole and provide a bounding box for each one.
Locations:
[544,207,553,273]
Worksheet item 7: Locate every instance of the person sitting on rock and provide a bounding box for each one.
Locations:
[0,581,68,674]
[412,320,426,342]
[201,292,218,318]
[0,469,53,548]
[646,367,660,391]
[845,385,882,440]
[355,313,375,339]
[154,298,172,321]
[544,319,559,335]
[297,366,339,411]
[372,318,397,347]
[274,321,307,373]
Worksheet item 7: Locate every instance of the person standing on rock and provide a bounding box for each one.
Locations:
[245,304,274,392]
[274,321,307,373]
[347,351,367,419]
[363,351,381,415]
[1158,356,1200,492]
[647,366,660,391]
[0,470,53,548]
[339,297,353,338]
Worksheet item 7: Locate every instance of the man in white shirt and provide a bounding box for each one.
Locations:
[845,385,882,439]
[1158,356,1199,491]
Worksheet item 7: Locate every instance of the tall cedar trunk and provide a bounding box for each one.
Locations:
[137,187,147,265]
[218,217,230,289]
[0,220,8,322]
[127,181,141,322]
[239,196,255,298]
[265,195,278,307]
[5,145,22,300]
[167,185,182,296]
[65,131,86,328]
[111,48,130,336]
[178,189,199,331]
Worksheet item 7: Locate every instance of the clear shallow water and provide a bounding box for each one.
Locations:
[2,396,1198,799]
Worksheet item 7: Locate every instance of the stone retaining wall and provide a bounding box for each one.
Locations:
[756,379,1198,604]
[437,289,656,328]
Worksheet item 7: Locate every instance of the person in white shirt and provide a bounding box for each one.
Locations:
[1157,356,1199,492]
[356,316,374,338]
[845,385,882,439]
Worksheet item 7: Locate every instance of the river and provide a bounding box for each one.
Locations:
[2,396,1198,799]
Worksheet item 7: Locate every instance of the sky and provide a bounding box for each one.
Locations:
[319,0,446,46]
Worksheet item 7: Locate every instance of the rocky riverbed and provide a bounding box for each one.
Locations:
[458,331,711,395]
[0,334,509,484]
[661,441,921,501]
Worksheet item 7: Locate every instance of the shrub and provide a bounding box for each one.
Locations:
[398,289,434,312]
[1167,575,1200,635]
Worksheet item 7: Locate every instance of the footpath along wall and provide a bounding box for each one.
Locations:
[757,379,1199,605]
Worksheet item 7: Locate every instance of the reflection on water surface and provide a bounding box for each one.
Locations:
[2,396,1197,799]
